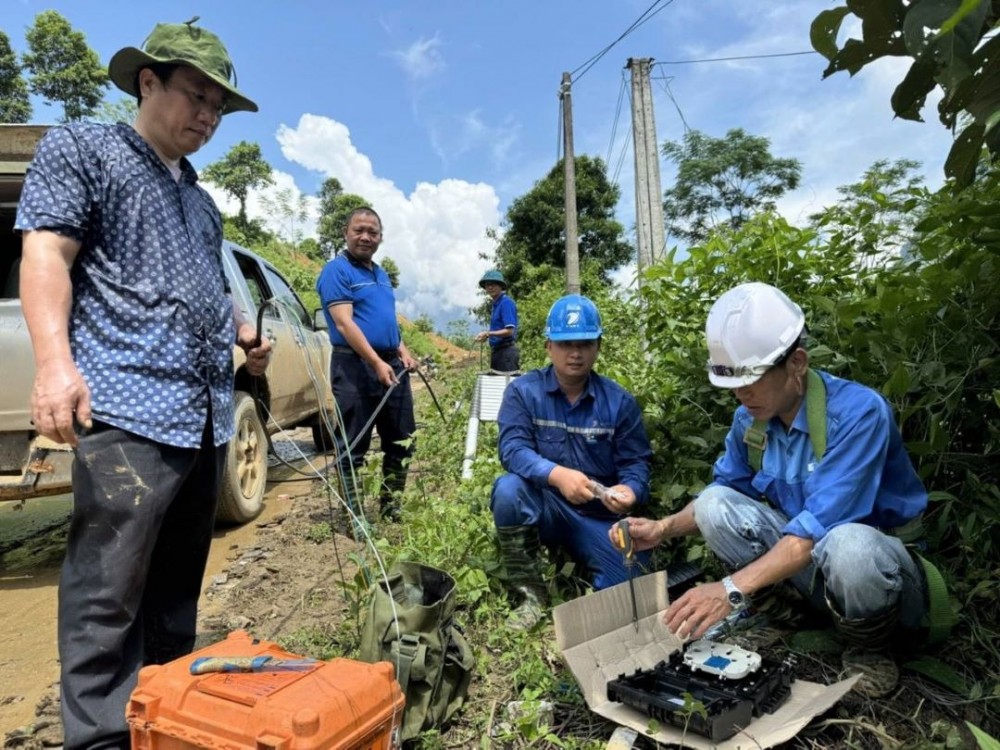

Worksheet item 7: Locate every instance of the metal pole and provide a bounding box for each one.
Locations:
[561,72,580,294]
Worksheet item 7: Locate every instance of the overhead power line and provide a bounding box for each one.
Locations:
[570,0,678,83]
[653,50,817,66]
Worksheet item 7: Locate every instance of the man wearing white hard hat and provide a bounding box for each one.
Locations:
[618,282,937,698]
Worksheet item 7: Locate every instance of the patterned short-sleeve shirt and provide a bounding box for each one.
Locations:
[16,122,235,448]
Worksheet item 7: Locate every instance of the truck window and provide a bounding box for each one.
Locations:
[261,266,310,328]
[233,251,266,310]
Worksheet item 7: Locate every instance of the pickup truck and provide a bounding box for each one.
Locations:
[0,124,335,524]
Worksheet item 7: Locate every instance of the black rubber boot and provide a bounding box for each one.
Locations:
[496,525,549,631]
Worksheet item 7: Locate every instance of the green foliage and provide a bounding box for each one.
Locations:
[260,187,309,245]
[661,128,802,244]
[316,177,370,256]
[492,155,632,291]
[444,318,475,350]
[811,0,1000,187]
[88,97,138,125]
[414,313,434,333]
[0,30,31,123]
[202,141,274,230]
[380,256,400,288]
[21,11,108,122]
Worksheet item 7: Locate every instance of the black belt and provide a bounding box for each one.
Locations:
[493,340,516,350]
[331,345,400,361]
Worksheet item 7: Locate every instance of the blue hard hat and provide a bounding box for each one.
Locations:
[544,294,603,341]
[479,270,507,289]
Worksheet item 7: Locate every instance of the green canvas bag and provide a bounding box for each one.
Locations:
[359,561,474,741]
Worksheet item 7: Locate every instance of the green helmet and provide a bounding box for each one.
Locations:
[479,270,507,289]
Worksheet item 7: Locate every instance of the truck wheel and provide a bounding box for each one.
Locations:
[217,391,268,524]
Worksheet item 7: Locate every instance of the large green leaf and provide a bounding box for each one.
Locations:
[811,6,852,60]
[892,56,940,120]
[940,0,990,34]
[966,721,1000,750]
[944,122,986,186]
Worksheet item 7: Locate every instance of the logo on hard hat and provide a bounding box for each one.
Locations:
[567,311,580,326]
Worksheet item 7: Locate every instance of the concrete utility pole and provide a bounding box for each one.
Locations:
[561,72,581,294]
[628,58,666,281]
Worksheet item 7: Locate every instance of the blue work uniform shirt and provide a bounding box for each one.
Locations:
[15,123,235,448]
[316,251,400,352]
[488,293,518,348]
[712,370,928,542]
[497,365,652,511]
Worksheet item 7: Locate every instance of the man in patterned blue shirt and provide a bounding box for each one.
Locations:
[492,294,652,630]
[621,283,931,698]
[317,207,417,524]
[16,20,270,750]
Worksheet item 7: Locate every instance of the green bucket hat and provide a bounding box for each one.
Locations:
[108,18,257,114]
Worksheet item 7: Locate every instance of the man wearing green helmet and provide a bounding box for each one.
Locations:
[16,19,268,750]
[474,269,520,372]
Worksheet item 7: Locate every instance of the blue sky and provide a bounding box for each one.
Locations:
[5,1,954,328]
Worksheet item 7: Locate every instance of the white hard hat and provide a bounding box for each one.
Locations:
[705,282,805,388]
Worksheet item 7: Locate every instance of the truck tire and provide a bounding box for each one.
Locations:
[217,391,268,524]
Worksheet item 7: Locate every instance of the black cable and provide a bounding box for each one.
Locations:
[605,72,628,172]
[570,0,677,84]
[652,50,817,66]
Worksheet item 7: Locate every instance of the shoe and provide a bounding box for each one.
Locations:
[841,647,899,698]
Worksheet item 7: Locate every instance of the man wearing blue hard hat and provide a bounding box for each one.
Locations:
[491,294,653,629]
[474,269,520,372]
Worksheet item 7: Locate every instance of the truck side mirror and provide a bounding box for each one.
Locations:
[313,308,328,331]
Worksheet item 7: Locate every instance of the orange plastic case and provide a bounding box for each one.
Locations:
[127,630,404,750]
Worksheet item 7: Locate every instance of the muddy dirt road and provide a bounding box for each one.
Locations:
[0,432,323,737]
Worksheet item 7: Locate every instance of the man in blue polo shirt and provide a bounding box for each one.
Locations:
[492,294,652,629]
[621,282,931,698]
[317,207,416,523]
[474,269,520,372]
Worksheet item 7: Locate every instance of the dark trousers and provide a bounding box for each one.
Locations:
[490,343,520,372]
[330,352,415,500]
[59,419,225,750]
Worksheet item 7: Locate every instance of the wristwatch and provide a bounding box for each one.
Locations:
[721,576,747,610]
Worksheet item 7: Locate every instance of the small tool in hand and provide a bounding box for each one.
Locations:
[612,518,639,632]
[590,480,624,503]
[189,655,319,675]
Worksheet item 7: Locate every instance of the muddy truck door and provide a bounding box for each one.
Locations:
[0,125,75,502]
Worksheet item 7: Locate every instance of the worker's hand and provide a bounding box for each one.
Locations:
[400,351,418,372]
[548,466,595,504]
[31,357,92,447]
[374,359,398,387]
[600,484,636,514]
[236,324,272,377]
[616,516,670,552]
[662,581,731,641]
[475,331,491,343]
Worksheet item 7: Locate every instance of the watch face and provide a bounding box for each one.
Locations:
[728,591,744,607]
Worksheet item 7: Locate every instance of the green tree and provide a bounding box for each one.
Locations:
[414,313,434,333]
[22,11,108,122]
[202,141,274,231]
[260,187,309,246]
[811,1,1000,187]
[810,159,925,259]
[298,237,325,264]
[89,98,138,124]
[380,256,400,288]
[0,30,31,123]
[492,155,631,291]
[661,128,802,244]
[444,318,474,350]
[316,177,371,255]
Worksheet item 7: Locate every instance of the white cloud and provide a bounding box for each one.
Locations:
[272,114,500,323]
[392,34,446,81]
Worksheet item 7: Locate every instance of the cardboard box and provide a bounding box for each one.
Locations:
[553,571,857,750]
[127,630,404,750]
